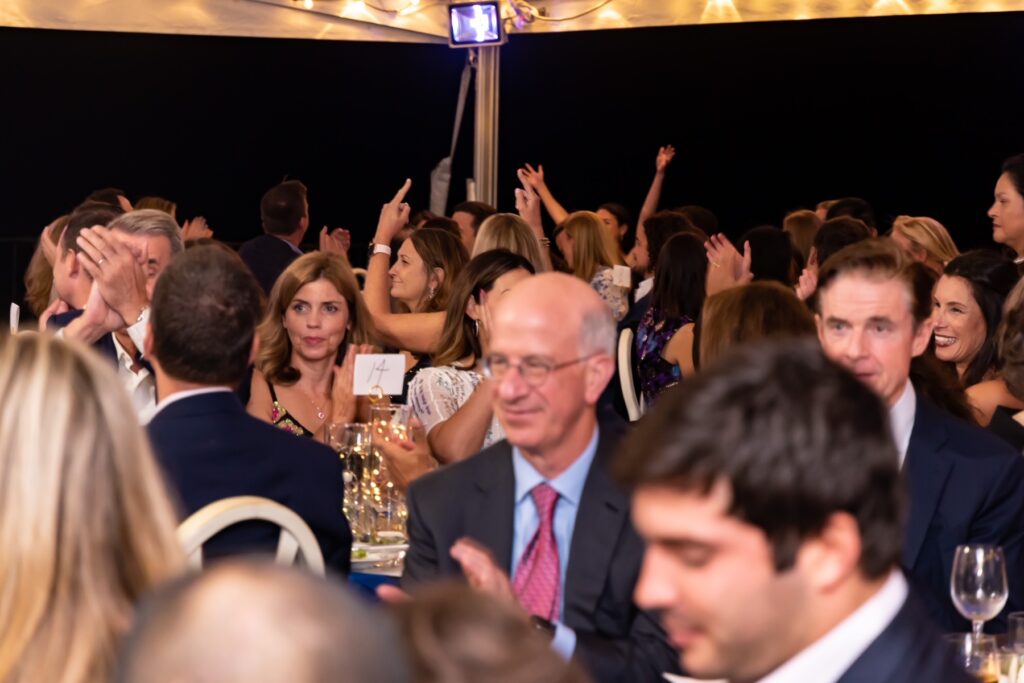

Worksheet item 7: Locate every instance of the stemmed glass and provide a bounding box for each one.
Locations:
[951,544,1009,640]
[368,405,410,539]
[328,422,372,542]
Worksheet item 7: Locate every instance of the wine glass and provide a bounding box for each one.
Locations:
[945,633,998,682]
[951,544,1009,640]
[328,422,372,542]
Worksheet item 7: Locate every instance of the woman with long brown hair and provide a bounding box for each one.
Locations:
[0,333,184,683]
[248,251,376,441]
[407,249,534,463]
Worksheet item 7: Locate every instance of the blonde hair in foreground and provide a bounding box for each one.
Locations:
[0,333,184,683]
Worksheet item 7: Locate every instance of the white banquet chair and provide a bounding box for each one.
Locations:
[618,327,644,422]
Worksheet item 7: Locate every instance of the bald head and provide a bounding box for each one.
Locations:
[493,272,616,357]
[117,562,408,683]
[487,272,615,468]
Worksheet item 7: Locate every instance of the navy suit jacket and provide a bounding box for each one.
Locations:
[902,397,1024,632]
[401,419,680,683]
[836,590,973,683]
[48,308,118,365]
[238,234,302,294]
[147,391,352,575]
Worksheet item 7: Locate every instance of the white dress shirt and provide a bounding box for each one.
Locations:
[112,331,157,421]
[888,381,917,469]
[635,276,654,302]
[755,571,909,683]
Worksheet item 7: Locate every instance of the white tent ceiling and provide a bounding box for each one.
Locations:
[4,0,1023,43]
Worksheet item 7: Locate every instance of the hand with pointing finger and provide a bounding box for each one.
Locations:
[374,179,412,245]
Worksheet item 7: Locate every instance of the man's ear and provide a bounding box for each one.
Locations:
[583,354,616,405]
[796,511,863,593]
[911,315,935,358]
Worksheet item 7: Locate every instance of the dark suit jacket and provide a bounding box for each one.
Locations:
[147,391,352,574]
[48,308,118,365]
[402,422,680,683]
[238,233,302,294]
[903,397,1024,632]
[836,590,973,683]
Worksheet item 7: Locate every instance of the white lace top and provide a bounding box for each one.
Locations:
[407,365,505,449]
[590,267,629,321]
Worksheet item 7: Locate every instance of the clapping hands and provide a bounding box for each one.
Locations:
[705,233,753,296]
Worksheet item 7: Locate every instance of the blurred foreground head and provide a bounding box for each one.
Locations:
[117,561,408,683]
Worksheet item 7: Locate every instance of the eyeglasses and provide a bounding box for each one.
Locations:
[481,353,598,387]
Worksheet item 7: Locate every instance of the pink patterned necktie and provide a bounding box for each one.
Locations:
[512,483,561,621]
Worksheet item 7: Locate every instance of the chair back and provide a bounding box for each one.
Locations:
[618,327,643,421]
[177,496,326,576]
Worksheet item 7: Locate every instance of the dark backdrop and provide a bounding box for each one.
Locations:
[2,12,1024,309]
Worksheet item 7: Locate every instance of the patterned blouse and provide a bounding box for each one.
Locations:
[267,382,317,439]
[407,365,504,448]
[635,306,692,405]
[590,267,629,322]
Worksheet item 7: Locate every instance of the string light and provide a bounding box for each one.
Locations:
[290,0,618,27]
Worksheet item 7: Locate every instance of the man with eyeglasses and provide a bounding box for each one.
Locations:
[400,273,680,683]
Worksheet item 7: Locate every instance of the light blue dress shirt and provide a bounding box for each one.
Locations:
[510,427,600,660]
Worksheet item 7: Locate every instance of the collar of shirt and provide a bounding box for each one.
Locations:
[274,235,304,256]
[144,386,235,425]
[512,427,600,508]
[756,570,909,683]
[635,276,654,302]
[888,380,916,469]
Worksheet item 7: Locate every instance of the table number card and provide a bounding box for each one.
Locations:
[353,354,406,397]
[9,303,19,334]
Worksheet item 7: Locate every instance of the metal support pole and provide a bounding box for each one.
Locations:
[473,46,500,208]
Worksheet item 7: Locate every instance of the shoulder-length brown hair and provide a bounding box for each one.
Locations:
[563,211,622,283]
[257,251,376,385]
[0,333,184,683]
[700,281,816,367]
[433,250,535,368]
[407,228,470,314]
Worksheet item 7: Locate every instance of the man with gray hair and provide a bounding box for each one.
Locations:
[59,209,185,417]
[400,272,679,683]
[116,561,408,683]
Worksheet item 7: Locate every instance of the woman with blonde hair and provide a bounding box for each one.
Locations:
[562,210,629,320]
[248,251,376,440]
[889,215,959,275]
[0,333,184,683]
[471,213,549,273]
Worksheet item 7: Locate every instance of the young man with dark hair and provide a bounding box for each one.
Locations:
[451,200,497,253]
[813,216,872,265]
[618,339,971,683]
[239,179,310,293]
[145,246,352,574]
[815,238,1024,632]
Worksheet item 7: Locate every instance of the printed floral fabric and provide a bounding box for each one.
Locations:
[407,366,504,448]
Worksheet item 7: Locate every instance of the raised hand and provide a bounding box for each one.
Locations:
[40,219,61,266]
[450,537,517,606]
[374,179,412,244]
[518,163,546,191]
[76,226,149,325]
[77,279,127,336]
[181,216,213,241]
[656,145,676,173]
[330,344,369,424]
[794,247,819,301]
[705,234,753,296]
[514,169,543,236]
